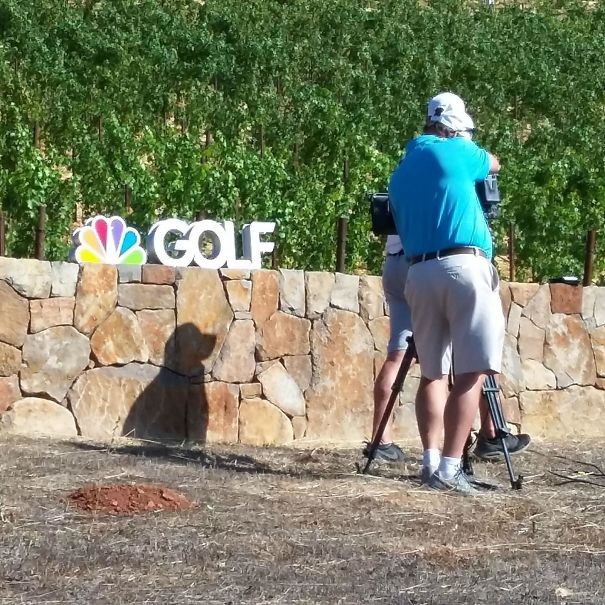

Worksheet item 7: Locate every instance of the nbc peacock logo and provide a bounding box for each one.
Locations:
[72,216,147,265]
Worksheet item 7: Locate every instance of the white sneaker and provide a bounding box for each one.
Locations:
[427,468,479,495]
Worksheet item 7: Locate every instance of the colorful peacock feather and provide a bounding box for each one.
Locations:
[73,216,147,265]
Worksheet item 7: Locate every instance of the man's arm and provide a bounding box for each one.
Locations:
[460,139,499,180]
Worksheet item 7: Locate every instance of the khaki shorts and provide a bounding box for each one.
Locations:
[404,254,504,380]
[382,253,412,353]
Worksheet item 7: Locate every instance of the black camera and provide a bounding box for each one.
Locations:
[369,192,397,236]
[369,175,501,236]
[476,174,500,220]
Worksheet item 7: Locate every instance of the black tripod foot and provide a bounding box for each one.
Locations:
[468,478,500,491]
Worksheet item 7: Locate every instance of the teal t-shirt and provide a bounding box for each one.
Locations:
[388,134,492,259]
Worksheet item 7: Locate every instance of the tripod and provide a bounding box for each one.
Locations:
[361,336,523,490]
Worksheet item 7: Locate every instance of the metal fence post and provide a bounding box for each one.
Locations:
[336,217,348,273]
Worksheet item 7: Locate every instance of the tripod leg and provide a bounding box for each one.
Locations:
[362,339,416,474]
[461,432,474,476]
[482,374,523,490]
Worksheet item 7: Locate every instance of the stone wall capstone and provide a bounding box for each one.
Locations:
[0,256,604,445]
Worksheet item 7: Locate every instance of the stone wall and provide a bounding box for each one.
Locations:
[0,257,604,445]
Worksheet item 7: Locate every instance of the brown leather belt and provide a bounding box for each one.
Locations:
[408,246,487,266]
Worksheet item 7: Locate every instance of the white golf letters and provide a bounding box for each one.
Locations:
[146,219,276,269]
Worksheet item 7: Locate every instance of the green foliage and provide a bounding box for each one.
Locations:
[1,0,605,279]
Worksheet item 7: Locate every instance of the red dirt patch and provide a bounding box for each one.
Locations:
[66,483,196,515]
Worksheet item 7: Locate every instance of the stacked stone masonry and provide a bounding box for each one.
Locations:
[1,257,604,445]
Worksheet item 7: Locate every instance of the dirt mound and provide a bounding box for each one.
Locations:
[66,483,196,515]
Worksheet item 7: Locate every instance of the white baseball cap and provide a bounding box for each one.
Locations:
[457,112,475,139]
[427,92,474,133]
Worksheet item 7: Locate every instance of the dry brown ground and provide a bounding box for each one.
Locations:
[1,436,605,605]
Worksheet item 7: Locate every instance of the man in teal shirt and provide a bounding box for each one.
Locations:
[388,93,518,494]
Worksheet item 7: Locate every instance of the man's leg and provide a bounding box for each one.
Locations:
[415,375,448,450]
[441,371,485,460]
[403,260,450,479]
[416,375,449,481]
[372,350,406,445]
[364,251,411,462]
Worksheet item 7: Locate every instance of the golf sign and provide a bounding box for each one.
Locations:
[71,216,276,269]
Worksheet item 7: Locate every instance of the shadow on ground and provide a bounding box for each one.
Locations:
[63,438,426,485]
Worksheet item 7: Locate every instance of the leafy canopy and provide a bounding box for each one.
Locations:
[1,0,604,280]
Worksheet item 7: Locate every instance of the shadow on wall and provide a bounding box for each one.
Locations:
[123,322,217,442]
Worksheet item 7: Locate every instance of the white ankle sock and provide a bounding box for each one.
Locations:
[437,456,461,480]
[422,448,441,473]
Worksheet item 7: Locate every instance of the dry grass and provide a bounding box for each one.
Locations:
[1,436,605,604]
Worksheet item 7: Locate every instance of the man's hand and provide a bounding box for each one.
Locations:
[488,154,501,174]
